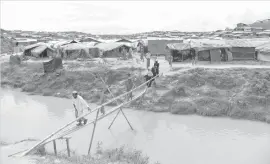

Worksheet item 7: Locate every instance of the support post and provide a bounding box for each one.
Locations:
[88,108,100,155]
[99,77,133,130]
[66,138,70,157]
[108,108,121,129]
[53,140,57,156]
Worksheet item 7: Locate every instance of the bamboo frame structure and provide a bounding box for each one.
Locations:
[98,77,133,130]
[17,73,160,157]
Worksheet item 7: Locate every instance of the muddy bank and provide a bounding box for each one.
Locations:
[135,68,270,123]
[0,61,144,105]
[1,61,270,123]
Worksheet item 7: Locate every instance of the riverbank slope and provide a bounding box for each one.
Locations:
[1,60,270,123]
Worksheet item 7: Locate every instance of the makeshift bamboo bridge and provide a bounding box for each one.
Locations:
[9,73,160,158]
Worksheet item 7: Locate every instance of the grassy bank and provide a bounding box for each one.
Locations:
[1,61,270,123]
[1,61,144,104]
[132,68,270,123]
[31,144,158,164]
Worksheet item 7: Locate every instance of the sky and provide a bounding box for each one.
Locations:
[1,1,270,34]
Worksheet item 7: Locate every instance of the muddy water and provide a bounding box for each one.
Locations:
[1,89,270,164]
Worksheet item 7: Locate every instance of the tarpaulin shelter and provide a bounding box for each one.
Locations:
[185,39,258,61]
[148,39,183,56]
[24,43,55,58]
[225,40,255,60]
[255,42,270,61]
[94,42,131,58]
[43,57,63,73]
[166,41,229,62]
[61,43,99,59]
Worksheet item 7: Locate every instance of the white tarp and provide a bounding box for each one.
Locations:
[257,52,270,61]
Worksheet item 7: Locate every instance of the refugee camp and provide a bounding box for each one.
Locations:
[1,1,270,164]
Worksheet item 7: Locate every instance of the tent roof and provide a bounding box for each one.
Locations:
[24,42,46,51]
[79,37,101,43]
[53,40,78,48]
[94,42,131,52]
[115,38,132,43]
[31,45,48,55]
[166,41,228,52]
[61,43,94,51]
[255,42,270,52]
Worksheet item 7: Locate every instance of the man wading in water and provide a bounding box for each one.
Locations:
[72,91,91,126]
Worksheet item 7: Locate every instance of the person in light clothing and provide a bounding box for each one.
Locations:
[72,91,91,126]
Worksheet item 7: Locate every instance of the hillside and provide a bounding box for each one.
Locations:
[250,19,270,30]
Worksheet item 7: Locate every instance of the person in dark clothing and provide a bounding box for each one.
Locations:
[151,66,158,87]
[154,59,159,76]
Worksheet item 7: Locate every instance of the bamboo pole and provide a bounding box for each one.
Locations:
[21,74,159,157]
[108,109,121,129]
[12,88,147,157]
[53,140,57,156]
[88,108,100,155]
[66,138,70,157]
[35,90,147,148]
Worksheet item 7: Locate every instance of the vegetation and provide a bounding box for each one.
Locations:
[32,142,159,164]
[1,61,144,104]
[132,68,270,123]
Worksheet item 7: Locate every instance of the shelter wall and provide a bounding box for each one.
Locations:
[148,40,183,55]
[198,50,211,61]
[210,49,222,62]
[231,47,255,60]
[257,52,270,61]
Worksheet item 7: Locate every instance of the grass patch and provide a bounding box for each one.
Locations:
[32,142,159,164]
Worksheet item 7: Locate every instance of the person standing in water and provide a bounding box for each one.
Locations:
[72,91,91,126]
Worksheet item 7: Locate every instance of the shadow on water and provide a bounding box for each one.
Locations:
[1,88,270,164]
